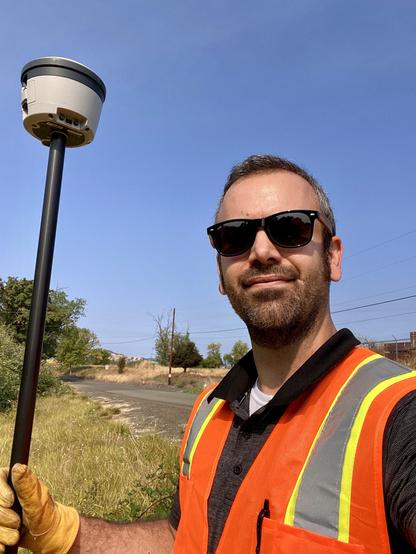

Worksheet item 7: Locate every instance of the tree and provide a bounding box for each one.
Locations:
[0,323,24,411]
[118,356,126,374]
[0,277,86,358]
[89,348,111,365]
[0,323,63,411]
[201,343,223,368]
[56,326,98,370]
[154,313,172,366]
[153,315,202,372]
[223,340,249,368]
[173,332,202,373]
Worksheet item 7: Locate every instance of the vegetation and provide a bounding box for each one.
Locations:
[0,275,111,373]
[172,332,202,372]
[0,395,179,523]
[56,326,98,370]
[70,360,227,394]
[201,342,223,368]
[0,277,85,358]
[154,315,202,372]
[89,347,112,365]
[0,324,66,412]
[118,356,126,374]
[154,314,172,365]
[0,323,24,412]
[223,340,249,367]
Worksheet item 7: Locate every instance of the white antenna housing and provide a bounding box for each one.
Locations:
[21,57,106,147]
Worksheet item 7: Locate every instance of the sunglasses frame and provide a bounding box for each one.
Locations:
[207,209,334,257]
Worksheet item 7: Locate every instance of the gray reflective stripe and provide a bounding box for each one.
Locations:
[182,389,219,478]
[293,356,411,538]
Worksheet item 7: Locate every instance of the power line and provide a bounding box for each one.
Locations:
[14,292,416,346]
[4,287,416,346]
[344,229,416,259]
[332,283,416,308]
[344,255,416,281]
[100,335,155,345]
[336,310,416,326]
[333,294,416,314]
[189,326,246,335]
[188,294,416,336]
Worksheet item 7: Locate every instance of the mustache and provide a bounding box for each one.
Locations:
[239,264,299,287]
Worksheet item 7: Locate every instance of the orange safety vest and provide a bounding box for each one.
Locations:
[174,347,416,554]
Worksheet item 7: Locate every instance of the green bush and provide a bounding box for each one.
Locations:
[118,356,126,374]
[0,324,23,411]
[0,324,67,411]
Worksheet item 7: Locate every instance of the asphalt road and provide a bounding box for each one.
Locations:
[64,377,197,440]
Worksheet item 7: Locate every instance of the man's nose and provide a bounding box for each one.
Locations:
[247,229,283,265]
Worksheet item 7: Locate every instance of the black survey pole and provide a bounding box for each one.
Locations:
[6,56,105,554]
[6,132,66,552]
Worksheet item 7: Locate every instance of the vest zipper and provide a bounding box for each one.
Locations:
[255,499,270,553]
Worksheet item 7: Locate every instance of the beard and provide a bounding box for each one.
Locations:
[221,257,331,349]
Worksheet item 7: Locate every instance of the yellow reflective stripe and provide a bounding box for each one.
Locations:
[284,353,382,526]
[338,370,416,542]
[180,388,213,476]
[187,398,224,479]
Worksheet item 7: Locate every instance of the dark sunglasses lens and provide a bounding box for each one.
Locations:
[214,220,255,256]
[268,213,313,247]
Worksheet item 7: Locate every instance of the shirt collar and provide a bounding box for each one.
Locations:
[208,328,360,407]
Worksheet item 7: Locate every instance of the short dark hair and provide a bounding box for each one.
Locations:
[215,154,336,250]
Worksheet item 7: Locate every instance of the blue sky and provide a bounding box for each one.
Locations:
[1,1,416,358]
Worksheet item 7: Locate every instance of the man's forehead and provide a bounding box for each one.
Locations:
[217,171,319,221]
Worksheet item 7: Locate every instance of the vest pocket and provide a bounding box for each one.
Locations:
[252,519,366,554]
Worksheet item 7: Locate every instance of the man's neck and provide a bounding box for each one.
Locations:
[251,316,337,396]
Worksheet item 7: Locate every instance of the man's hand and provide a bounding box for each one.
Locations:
[0,464,79,554]
[0,467,20,552]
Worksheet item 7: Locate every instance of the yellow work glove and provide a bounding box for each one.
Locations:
[0,464,79,554]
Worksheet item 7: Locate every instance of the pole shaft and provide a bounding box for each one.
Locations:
[6,132,66,554]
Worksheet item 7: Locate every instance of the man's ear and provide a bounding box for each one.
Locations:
[217,254,226,295]
[328,236,342,282]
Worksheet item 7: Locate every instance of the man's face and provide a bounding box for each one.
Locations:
[216,171,342,348]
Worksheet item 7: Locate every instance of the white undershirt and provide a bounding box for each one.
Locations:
[249,378,274,416]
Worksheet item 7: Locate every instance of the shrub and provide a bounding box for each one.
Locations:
[118,356,126,374]
[0,324,24,411]
[0,324,67,412]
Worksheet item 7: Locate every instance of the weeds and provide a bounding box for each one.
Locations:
[0,395,179,525]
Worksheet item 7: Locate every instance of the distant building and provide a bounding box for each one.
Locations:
[109,351,124,362]
[108,351,143,363]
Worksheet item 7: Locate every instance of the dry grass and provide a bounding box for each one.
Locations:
[71,360,228,393]
[406,354,416,370]
[0,394,179,525]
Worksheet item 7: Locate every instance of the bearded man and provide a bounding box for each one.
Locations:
[1,154,416,553]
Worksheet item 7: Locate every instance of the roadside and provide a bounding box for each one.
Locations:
[0,394,179,525]
[68,360,227,394]
[61,361,228,440]
[65,376,197,440]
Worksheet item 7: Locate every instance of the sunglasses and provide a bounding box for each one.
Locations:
[207,210,334,257]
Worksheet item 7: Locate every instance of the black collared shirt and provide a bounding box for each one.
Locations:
[169,329,416,553]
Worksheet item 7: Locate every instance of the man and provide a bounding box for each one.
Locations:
[1,154,416,553]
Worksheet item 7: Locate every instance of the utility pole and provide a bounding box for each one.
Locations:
[168,307,176,385]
